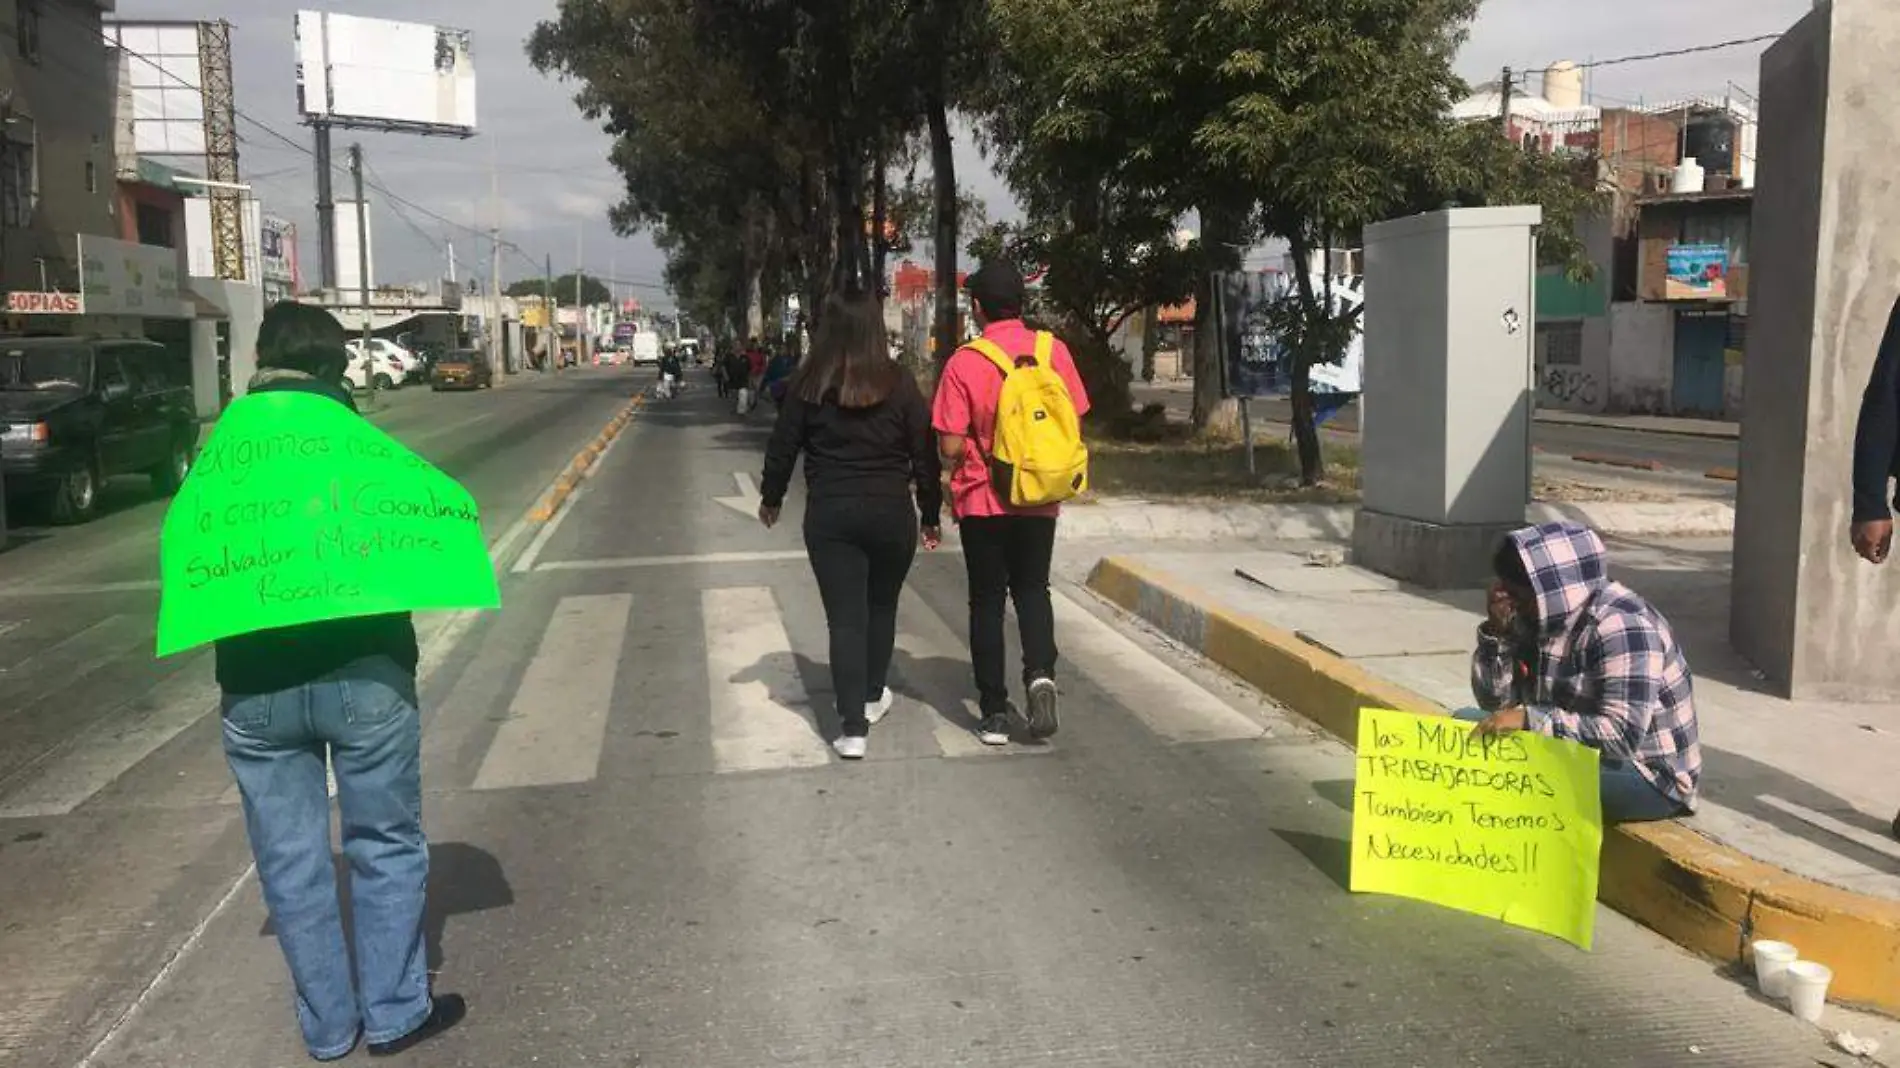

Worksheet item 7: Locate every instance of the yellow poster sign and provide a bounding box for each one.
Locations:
[1350,707,1603,949]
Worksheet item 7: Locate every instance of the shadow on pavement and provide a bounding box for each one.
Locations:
[260,841,516,973]
[1700,747,1900,876]
[1272,828,1353,892]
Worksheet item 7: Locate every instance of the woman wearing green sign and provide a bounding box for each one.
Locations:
[212,302,465,1060]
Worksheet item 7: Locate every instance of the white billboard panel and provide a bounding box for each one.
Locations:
[333,200,376,295]
[295,11,476,133]
[106,22,208,156]
[184,197,263,283]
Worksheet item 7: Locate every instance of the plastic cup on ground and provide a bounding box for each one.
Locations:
[1785,960,1832,1023]
[1751,940,1798,998]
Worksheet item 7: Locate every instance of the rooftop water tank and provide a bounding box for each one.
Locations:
[1543,61,1584,109]
[1672,159,1707,194]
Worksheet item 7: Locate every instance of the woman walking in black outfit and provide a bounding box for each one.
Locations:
[758,292,942,760]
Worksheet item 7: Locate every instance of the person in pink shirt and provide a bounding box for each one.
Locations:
[932,261,1091,746]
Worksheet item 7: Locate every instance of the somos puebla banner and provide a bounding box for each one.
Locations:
[1216,271,1364,399]
[156,391,500,656]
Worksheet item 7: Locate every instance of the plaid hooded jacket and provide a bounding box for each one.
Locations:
[1471,522,1701,809]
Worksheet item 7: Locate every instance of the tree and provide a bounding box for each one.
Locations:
[506,273,611,308]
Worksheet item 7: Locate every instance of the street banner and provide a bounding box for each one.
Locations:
[156,392,500,657]
[1349,707,1603,949]
[1665,244,1729,300]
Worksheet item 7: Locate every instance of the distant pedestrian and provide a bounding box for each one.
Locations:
[214,302,465,1060]
[714,343,735,398]
[1849,294,1900,835]
[759,291,942,760]
[933,261,1092,745]
[1464,521,1701,823]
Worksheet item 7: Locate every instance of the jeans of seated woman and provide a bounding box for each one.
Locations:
[1450,708,1687,824]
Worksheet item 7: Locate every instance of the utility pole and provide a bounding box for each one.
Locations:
[1500,66,1514,142]
[349,143,374,406]
[544,253,555,372]
[446,239,456,285]
[575,224,585,366]
[488,140,505,382]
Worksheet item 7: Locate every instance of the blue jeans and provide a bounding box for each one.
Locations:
[1449,708,1688,824]
[222,655,432,1060]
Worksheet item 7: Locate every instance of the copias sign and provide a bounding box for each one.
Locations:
[155,392,501,656]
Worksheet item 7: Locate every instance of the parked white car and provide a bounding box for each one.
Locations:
[344,338,414,391]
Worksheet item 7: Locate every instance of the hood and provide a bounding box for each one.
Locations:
[1507,521,1610,638]
[247,367,356,410]
[0,389,80,421]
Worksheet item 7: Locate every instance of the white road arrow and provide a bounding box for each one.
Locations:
[714,472,763,518]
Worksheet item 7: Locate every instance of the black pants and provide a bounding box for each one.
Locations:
[959,515,1058,717]
[804,497,918,737]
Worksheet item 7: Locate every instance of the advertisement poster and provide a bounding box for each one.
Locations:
[1216,271,1364,399]
[1665,244,1728,300]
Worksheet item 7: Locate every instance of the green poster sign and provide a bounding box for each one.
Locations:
[156,391,501,657]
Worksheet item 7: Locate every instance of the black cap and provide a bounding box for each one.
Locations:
[964,261,1026,318]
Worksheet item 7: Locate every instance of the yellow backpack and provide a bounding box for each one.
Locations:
[965,331,1089,507]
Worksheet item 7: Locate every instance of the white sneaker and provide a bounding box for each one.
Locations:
[833,735,868,760]
[865,688,894,726]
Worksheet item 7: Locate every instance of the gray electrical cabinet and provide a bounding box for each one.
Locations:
[1352,206,1541,588]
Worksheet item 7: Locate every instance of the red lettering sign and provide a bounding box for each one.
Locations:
[5,291,82,314]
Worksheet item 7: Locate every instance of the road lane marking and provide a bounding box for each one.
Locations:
[1051,592,1267,743]
[536,549,814,572]
[893,595,1050,759]
[471,594,631,791]
[705,586,831,773]
[0,658,220,817]
[0,579,160,598]
[712,472,762,517]
[0,613,149,708]
[511,407,638,574]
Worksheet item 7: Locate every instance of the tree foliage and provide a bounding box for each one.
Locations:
[505,273,612,307]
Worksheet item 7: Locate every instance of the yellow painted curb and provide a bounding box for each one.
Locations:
[527,396,643,523]
[1087,555,1900,1015]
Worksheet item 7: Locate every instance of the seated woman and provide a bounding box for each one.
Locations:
[1464,521,1701,824]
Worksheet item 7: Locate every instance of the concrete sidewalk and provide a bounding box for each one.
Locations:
[1087,539,1900,1015]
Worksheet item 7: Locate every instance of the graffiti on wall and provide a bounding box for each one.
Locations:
[1540,367,1600,408]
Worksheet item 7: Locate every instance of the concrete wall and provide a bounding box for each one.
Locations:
[1732,0,1900,698]
[0,0,118,292]
[1605,301,1674,412]
[1535,316,1611,412]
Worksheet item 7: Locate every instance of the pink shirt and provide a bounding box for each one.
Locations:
[931,319,1091,519]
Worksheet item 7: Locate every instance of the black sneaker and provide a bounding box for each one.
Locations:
[368,994,467,1057]
[1026,675,1059,739]
[975,712,1011,747]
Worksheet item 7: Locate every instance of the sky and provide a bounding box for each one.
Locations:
[117,0,1816,310]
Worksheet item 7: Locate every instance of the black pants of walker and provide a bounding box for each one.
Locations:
[959,515,1059,718]
[804,498,918,737]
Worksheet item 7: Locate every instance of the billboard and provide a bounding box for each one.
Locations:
[105,22,209,156]
[295,11,477,134]
[184,197,264,282]
[1665,243,1729,301]
[1216,271,1364,399]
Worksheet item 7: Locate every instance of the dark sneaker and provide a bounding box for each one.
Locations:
[1026,676,1059,739]
[976,712,1012,747]
[368,994,467,1057]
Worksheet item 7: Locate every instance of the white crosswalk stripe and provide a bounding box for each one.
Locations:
[893,594,1049,759]
[472,594,633,791]
[704,586,832,773]
[1049,594,1267,743]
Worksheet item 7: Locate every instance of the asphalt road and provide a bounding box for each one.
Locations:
[1133,383,1739,495]
[0,368,1853,1066]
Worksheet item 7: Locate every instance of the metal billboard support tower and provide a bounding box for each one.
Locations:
[197,20,245,281]
[315,123,337,290]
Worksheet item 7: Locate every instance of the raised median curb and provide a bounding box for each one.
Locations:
[1085,555,1900,1016]
[529,395,643,522]
[1058,499,1735,543]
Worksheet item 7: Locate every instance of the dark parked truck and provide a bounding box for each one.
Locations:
[0,337,200,524]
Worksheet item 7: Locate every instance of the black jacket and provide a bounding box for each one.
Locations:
[760,373,942,527]
[213,370,421,696]
[1854,297,1900,523]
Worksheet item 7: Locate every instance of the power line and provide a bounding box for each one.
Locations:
[1520,34,1782,75]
